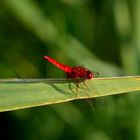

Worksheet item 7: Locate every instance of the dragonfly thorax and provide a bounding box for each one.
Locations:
[66,66,93,80]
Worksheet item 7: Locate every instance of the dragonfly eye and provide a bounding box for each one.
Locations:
[87,70,93,79]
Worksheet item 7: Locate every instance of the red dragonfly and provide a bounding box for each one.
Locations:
[44,55,100,110]
[44,55,98,93]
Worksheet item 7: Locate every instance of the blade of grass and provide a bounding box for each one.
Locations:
[0,76,140,112]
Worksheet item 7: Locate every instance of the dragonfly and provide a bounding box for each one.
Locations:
[44,55,99,95]
[44,55,100,110]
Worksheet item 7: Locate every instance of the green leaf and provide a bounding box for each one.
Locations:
[0,76,140,112]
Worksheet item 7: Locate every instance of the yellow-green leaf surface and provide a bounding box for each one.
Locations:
[0,76,140,112]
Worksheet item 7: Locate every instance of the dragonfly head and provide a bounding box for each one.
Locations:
[87,70,93,79]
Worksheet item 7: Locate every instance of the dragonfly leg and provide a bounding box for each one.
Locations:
[75,83,79,94]
[82,81,90,91]
[68,82,78,98]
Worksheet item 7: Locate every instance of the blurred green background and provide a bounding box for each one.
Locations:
[0,0,140,140]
